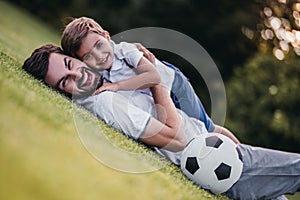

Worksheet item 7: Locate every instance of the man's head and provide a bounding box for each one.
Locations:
[61,17,109,58]
[22,44,103,98]
[22,44,62,81]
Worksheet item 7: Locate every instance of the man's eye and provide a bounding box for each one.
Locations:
[62,76,68,88]
[68,60,71,69]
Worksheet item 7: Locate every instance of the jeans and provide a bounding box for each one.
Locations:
[163,61,215,132]
[225,144,300,200]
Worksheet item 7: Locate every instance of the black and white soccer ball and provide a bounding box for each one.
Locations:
[180,133,243,194]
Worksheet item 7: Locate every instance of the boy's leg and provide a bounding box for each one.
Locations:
[162,61,215,132]
[225,144,300,200]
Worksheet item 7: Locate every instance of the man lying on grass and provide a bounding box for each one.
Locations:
[22,43,300,200]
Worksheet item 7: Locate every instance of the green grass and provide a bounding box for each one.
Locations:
[0,1,227,200]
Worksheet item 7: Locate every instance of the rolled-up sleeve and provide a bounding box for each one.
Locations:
[115,42,143,68]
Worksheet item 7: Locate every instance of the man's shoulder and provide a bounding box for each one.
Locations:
[74,91,116,106]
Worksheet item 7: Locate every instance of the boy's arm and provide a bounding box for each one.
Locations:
[93,56,161,94]
[118,56,161,90]
[140,84,187,152]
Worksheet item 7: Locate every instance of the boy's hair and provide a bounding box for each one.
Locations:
[61,17,106,58]
[22,43,63,83]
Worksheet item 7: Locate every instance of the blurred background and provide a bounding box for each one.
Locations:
[8,0,300,153]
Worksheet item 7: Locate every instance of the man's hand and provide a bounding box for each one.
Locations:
[134,43,155,64]
[214,125,240,144]
[92,82,120,95]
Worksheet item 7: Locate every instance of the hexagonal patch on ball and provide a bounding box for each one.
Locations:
[214,162,232,180]
[185,157,200,175]
[205,136,223,148]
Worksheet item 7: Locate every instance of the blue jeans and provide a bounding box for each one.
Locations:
[162,61,215,132]
[225,144,300,200]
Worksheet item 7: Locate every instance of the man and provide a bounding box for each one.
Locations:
[22,43,300,200]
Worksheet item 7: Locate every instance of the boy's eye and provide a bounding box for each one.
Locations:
[84,53,92,61]
[96,42,102,49]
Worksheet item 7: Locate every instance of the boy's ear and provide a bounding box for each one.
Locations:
[104,31,110,40]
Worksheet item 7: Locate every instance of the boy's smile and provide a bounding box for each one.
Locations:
[77,32,114,71]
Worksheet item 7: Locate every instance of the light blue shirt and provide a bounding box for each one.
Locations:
[102,41,175,94]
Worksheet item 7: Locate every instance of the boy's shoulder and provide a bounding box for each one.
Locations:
[113,41,140,58]
[112,42,143,61]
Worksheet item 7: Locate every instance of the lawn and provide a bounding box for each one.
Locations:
[0,1,227,200]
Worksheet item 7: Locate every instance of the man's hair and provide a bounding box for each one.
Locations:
[61,17,106,58]
[22,44,63,83]
[22,44,72,98]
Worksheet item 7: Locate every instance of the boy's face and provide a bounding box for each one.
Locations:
[77,32,114,71]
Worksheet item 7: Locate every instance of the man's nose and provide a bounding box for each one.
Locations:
[69,70,81,79]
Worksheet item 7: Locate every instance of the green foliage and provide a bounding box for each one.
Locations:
[226,52,300,152]
[243,0,300,59]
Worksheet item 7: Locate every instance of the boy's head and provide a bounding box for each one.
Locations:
[61,17,107,58]
[61,17,114,71]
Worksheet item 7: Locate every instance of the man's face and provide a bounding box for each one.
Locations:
[45,53,102,98]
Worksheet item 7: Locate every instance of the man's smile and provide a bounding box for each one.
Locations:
[77,68,94,89]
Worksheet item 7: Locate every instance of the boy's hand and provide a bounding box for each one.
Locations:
[92,82,120,95]
[134,43,155,64]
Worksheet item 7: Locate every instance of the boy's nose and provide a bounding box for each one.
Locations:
[94,52,103,61]
[93,49,105,60]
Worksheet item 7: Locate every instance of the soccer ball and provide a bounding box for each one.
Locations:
[180,133,243,194]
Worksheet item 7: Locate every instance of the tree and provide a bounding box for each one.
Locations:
[226,52,300,153]
[243,0,300,60]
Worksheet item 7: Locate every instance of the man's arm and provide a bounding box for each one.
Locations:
[140,84,187,152]
[134,43,155,64]
[81,88,186,152]
[214,125,240,144]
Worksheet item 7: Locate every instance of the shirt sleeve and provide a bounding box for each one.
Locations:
[75,92,151,140]
[114,42,143,68]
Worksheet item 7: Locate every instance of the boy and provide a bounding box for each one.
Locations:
[61,17,239,143]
